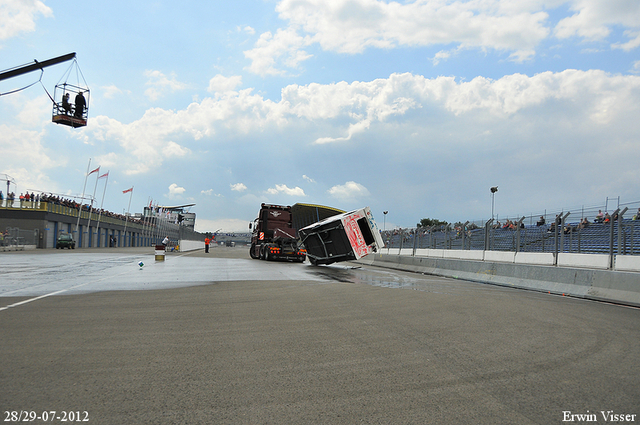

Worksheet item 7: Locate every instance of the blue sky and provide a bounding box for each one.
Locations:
[1,0,639,232]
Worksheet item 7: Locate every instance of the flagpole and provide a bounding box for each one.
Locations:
[122,187,133,247]
[86,166,100,247]
[95,172,109,247]
[75,158,91,247]
[144,197,152,246]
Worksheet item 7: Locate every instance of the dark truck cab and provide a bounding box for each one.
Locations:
[249,203,306,262]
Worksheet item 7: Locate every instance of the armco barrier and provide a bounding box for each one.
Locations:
[358,253,640,307]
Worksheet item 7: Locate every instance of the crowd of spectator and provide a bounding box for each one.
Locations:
[381,206,640,243]
[0,191,147,226]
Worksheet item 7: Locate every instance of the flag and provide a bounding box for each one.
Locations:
[98,171,109,179]
[123,187,133,194]
[88,166,100,175]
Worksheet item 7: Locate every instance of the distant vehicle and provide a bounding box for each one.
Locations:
[249,203,306,262]
[225,241,236,247]
[56,233,75,249]
[299,206,384,265]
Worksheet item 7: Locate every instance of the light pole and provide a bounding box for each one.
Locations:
[383,211,388,231]
[490,186,498,221]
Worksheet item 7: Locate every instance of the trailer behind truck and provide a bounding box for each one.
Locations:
[298,206,384,265]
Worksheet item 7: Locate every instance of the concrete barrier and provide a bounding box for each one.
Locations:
[484,251,515,263]
[615,255,640,272]
[515,252,554,266]
[558,252,609,269]
[178,239,204,252]
[359,253,640,308]
[443,249,484,261]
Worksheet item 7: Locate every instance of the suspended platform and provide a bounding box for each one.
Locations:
[51,80,89,128]
[52,113,87,128]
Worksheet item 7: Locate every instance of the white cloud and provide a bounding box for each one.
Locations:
[303,175,315,183]
[267,184,306,196]
[555,0,640,43]
[194,217,250,233]
[102,84,126,99]
[231,183,247,192]
[244,27,313,76]
[328,181,370,199]
[245,0,554,75]
[244,0,640,76]
[207,75,242,94]
[168,183,186,197]
[612,30,640,51]
[162,141,190,157]
[201,189,222,196]
[0,0,52,40]
[80,70,640,182]
[144,70,187,101]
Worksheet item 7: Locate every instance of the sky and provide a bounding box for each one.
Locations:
[1,0,639,233]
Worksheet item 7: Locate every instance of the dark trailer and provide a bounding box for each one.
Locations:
[299,206,384,266]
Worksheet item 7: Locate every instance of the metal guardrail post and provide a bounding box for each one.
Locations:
[484,219,493,251]
[462,221,469,250]
[609,208,620,269]
[515,216,525,252]
[617,207,628,255]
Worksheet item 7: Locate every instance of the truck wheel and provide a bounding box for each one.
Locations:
[250,243,258,259]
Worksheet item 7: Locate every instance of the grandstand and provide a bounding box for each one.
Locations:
[383,201,640,257]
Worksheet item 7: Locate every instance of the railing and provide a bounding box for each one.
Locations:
[383,214,639,258]
[384,201,640,258]
[0,198,47,211]
[0,199,206,248]
[0,227,38,251]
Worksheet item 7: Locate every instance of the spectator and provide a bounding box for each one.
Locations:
[536,216,545,226]
[604,212,611,223]
[578,217,590,229]
[595,210,604,223]
[633,208,640,220]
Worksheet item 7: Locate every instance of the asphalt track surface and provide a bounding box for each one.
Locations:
[1,246,639,424]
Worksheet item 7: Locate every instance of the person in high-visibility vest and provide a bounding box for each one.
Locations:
[204,237,211,253]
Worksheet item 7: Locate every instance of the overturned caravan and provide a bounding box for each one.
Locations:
[298,206,384,265]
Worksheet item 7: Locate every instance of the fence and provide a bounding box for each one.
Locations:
[384,204,640,262]
[0,227,39,251]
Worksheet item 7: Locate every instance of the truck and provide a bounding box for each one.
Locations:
[249,203,306,262]
[298,206,384,266]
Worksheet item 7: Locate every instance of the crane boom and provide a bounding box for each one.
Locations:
[0,52,76,82]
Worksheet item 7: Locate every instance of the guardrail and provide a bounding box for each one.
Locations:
[383,210,639,270]
[0,227,38,251]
